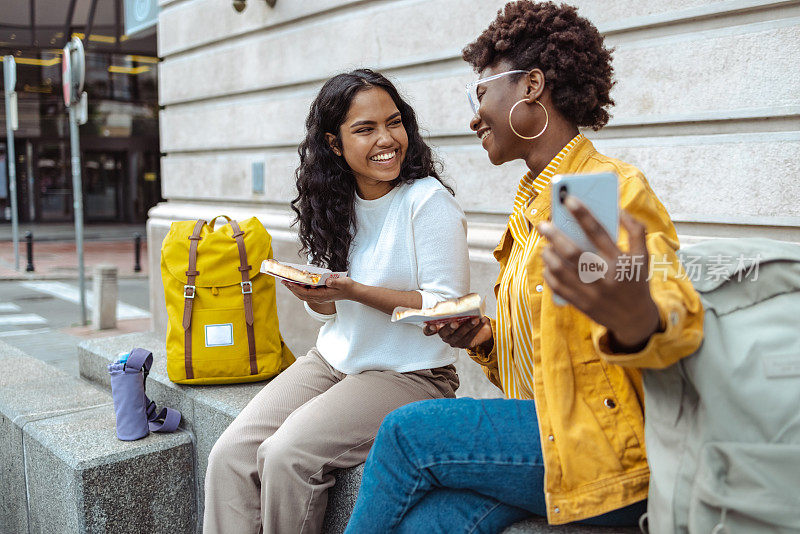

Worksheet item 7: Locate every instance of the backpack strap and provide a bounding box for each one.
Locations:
[125,348,181,433]
[229,219,258,375]
[182,219,206,380]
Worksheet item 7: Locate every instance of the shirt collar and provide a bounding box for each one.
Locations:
[512,133,585,216]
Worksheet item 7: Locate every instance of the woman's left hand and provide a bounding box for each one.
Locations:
[536,196,661,352]
[281,276,359,304]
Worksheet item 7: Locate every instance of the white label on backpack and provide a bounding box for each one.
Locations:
[205,323,234,347]
[764,355,800,378]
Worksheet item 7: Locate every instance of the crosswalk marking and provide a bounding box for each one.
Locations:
[19,281,151,320]
[0,314,48,326]
[0,327,51,337]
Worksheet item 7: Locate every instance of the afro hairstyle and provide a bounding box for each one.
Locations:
[463,1,615,130]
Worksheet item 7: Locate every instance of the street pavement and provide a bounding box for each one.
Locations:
[0,278,151,376]
[0,222,153,376]
[0,221,148,280]
[0,222,146,242]
[0,239,149,279]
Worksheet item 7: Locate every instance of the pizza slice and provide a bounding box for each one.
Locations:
[261,259,325,286]
[392,293,484,324]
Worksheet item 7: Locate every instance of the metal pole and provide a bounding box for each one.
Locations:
[26,140,35,220]
[8,129,18,271]
[133,232,142,272]
[68,105,87,325]
[3,58,19,271]
[25,231,34,272]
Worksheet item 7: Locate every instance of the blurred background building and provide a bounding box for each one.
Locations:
[0,0,162,225]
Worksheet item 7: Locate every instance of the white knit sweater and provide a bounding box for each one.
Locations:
[304,176,470,374]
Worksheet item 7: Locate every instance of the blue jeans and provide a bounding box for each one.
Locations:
[344,398,645,534]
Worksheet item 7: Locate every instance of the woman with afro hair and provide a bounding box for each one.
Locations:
[345,2,703,532]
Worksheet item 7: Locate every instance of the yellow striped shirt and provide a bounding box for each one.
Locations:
[496,133,584,399]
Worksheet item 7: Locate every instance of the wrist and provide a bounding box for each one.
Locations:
[608,302,662,353]
[347,280,366,303]
[470,329,494,354]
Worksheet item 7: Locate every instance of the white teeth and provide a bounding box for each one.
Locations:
[480,130,491,140]
[370,150,396,162]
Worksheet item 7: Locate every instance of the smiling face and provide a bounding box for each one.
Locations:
[469,61,531,166]
[328,87,409,199]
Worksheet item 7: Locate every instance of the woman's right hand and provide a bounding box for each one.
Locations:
[281,281,338,315]
[423,316,494,352]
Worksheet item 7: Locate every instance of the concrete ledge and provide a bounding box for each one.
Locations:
[502,518,638,533]
[78,333,639,533]
[79,332,362,531]
[0,342,196,534]
[24,405,195,534]
[320,464,364,534]
[0,344,112,534]
[78,332,265,522]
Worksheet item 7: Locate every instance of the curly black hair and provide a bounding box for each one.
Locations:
[291,69,450,272]
[462,1,615,130]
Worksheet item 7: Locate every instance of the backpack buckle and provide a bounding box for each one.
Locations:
[183,285,196,299]
[241,281,253,294]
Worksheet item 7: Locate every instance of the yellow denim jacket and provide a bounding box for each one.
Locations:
[468,137,704,524]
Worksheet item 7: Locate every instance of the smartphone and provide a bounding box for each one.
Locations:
[549,171,619,304]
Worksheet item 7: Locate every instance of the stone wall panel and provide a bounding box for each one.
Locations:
[159,136,800,221]
[160,21,799,153]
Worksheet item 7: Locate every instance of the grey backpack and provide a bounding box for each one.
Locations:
[643,238,800,534]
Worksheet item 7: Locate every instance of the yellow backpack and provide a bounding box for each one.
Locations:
[160,215,294,384]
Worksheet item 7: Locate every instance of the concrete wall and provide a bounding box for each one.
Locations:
[149,0,800,394]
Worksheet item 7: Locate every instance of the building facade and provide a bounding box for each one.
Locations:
[0,0,162,224]
[150,0,800,394]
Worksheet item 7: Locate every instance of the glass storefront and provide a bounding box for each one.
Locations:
[0,48,161,224]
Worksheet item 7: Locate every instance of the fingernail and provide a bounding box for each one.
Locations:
[565,196,579,210]
[450,322,459,329]
[471,318,478,326]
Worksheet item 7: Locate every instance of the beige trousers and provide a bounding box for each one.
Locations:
[203,348,459,534]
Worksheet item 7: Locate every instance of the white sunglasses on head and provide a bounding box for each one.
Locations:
[465,70,527,114]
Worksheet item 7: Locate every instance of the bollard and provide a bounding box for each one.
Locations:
[25,231,34,272]
[92,264,118,330]
[134,233,142,273]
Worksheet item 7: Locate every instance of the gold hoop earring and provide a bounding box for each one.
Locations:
[508,99,548,140]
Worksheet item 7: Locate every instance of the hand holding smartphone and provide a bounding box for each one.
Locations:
[549,172,619,305]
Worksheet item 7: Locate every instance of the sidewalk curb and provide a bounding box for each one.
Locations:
[0,236,148,243]
[0,274,149,282]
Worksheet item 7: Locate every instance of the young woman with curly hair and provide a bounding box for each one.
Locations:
[345,2,703,532]
[203,69,468,534]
